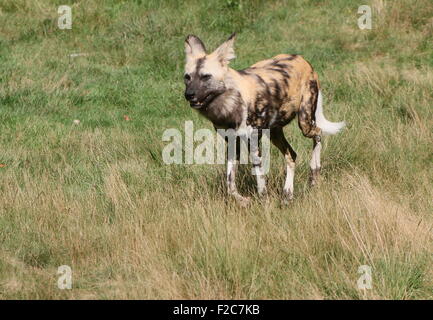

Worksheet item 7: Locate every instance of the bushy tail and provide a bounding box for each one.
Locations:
[315,90,345,135]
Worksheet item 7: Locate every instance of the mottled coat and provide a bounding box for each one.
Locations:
[183,34,345,204]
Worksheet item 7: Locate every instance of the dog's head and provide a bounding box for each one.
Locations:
[183,33,236,109]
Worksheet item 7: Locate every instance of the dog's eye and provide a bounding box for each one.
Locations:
[200,74,212,81]
[184,74,191,81]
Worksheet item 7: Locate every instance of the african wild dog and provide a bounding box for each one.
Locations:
[183,33,345,205]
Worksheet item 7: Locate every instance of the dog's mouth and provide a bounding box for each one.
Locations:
[189,92,220,109]
[189,101,205,109]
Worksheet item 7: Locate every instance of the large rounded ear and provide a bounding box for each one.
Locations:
[185,35,206,58]
[213,33,236,65]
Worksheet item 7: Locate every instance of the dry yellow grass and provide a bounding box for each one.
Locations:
[1,166,432,299]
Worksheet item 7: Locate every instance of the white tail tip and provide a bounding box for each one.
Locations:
[315,90,345,136]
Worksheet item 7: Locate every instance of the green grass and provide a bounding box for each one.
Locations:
[0,0,432,299]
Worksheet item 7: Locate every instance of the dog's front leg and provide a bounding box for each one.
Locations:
[227,154,250,207]
[250,147,267,197]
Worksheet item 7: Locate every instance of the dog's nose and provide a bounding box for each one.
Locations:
[185,91,196,101]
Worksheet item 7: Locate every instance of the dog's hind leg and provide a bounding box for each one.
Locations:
[297,80,322,139]
[298,79,323,186]
[270,127,297,202]
[250,130,267,197]
[309,135,322,186]
[299,80,345,186]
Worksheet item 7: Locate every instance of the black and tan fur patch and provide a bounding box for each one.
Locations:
[235,54,320,134]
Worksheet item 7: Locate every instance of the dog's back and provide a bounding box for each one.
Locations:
[234,54,320,130]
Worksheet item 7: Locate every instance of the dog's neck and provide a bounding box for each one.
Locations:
[197,86,244,130]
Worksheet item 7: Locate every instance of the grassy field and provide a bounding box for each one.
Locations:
[0,0,432,299]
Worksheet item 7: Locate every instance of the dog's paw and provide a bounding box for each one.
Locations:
[282,191,294,205]
[309,168,321,187]
[256,191,271,205]
[238,196,251,208]
[231,193,251,208]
